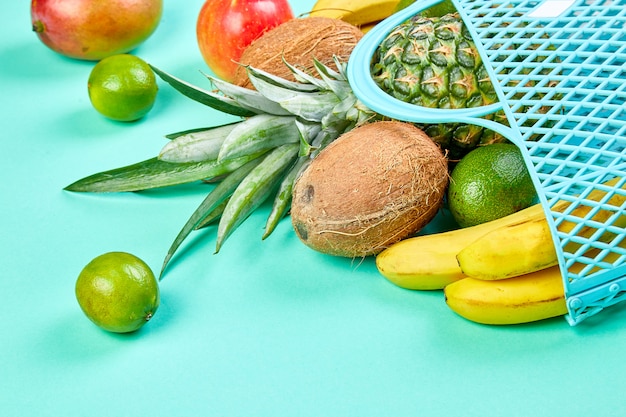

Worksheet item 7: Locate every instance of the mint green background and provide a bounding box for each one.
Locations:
[2,1,626,416]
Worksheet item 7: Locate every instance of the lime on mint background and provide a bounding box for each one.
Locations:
[2,1,626,417]
[87,54,158,122]
[75,251,160,333]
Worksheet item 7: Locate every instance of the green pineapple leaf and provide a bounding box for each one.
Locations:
[150,65,256,118]
[160,158,264,278]
[64,154,264,193]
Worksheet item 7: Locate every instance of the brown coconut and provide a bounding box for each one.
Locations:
[232,17,363,89]
[291,121,450,258]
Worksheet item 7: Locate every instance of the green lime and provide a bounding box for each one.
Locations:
[75,252,160,333]
[87,54,158,122]
[448,143,537,227]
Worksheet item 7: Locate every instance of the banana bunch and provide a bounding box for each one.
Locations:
[309,0,403,32]
[376,177,626,325]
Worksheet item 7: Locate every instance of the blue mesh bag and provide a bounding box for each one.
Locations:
[348,0,626,325]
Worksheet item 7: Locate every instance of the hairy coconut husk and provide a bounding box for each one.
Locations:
[291,121,450,258]
[232,17,363,89]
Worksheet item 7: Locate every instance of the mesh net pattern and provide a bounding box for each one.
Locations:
[456,0,626,324]
[347,0,626,324]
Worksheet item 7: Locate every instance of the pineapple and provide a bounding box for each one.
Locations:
[371,13,510,159]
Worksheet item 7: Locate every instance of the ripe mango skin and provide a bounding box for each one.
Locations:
[31,0,163,61]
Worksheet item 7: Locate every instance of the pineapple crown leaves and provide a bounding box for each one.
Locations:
[67,57,382,277]
[155,56,378,164]
[153,56,373,126]
[150,58,382,276]
[66,58,376,195]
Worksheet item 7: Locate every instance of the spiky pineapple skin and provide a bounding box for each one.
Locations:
[371,13,509,159]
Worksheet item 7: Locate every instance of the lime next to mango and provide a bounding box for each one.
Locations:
[448,143,537,228]
[87,54,158,122]
[75,251,160,333]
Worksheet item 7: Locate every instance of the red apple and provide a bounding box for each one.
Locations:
[31,0,163,61]
[196,0,294,82]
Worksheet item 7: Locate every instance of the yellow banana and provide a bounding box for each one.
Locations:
[457,217,558,280]
[443,265,568,325]
[309,0,402,26]
[445,240,625,325]
[375,204,546,290]
[457,177,626,280]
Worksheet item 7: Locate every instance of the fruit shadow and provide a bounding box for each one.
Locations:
[0,41,92,81]
[36,296,180,366]
[50,101,167,147]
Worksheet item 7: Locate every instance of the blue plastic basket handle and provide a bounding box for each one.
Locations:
[348,0,626,325]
